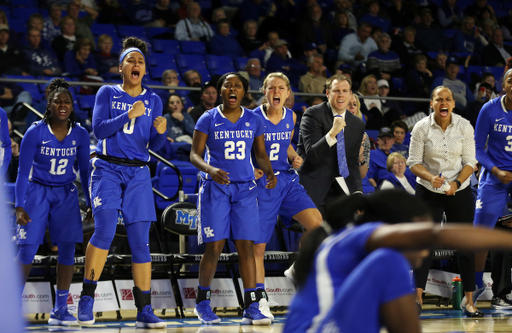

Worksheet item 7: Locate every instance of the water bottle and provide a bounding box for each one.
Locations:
[452,276,463,310]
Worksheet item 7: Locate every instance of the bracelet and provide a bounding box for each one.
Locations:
[454,179,461,189]
[358,160,365,166]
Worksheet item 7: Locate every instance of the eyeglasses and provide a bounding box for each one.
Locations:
[248,65,261,68]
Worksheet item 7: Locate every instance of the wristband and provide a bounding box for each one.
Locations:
[454,179,461,189]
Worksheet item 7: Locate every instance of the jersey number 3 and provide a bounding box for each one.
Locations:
[225,141,246,160]
[49,158,68,175]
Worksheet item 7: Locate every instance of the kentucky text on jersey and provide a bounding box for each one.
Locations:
[214,130,254,139]
[493,123,512,133]
[264,131,292,141]
[111,101,152,116]
[40,146,77,156]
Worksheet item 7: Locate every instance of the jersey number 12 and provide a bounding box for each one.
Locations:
[49,158,68,175]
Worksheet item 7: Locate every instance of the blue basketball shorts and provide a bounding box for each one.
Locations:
[17,181,82,245]
[474,167,512,229]
[89,158,156,224]
[255,171,317,244]
[197,179,259,244]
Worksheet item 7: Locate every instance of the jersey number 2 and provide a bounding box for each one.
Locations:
[225,141,246,160]
[49,158,68,175]
[269,143,280,161]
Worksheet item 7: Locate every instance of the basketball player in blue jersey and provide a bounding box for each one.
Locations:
[472,68,512,307]
[251,72,322,321]
[191,72,277,325]
[15,78,91,326]
[77,37,167,329]
[284,189,512,333]
[0,107,11,175]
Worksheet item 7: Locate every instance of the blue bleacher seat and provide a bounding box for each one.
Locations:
[78,95,95,110]
[444,29,458,39]
[488,0,504,10]
[90,23,117,38]
[427,52,439,60]
[9,18,27,33]
[149,66,170,80]
[4,75,43,102]
[483,66,504,80]
[234,57,249,71]
[505,1,512,10]
[145,27,174,39]
[10,0,38,6]
[221,0,244,7]
[147,53,177,68]
[154,161,199,210]
[116,25,147,40]
[176,54,207,70]
[467,65,483,77]
[366,129,379,141]
[196,69,211,82]
[392,77,403,91]
[151,39,180,54]
[205,55,235,70]
[179,40,206,54]
[11,7,39,20]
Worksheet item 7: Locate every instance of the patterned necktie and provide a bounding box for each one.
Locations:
[335,115,349,178]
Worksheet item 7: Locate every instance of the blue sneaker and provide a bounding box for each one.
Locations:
[241,302,271,325]
[136,304,166,328]
[194,300,221,324]
[77,295,95,325]
[48,305,78,326]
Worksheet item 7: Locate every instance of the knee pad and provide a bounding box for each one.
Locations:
[56,242,76,266]
[17,244,39,265]
[90,209,118,250]
[126,222,151,264]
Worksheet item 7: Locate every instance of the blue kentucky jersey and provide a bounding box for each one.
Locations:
[252,106,294,172]
[15,120,90,206]
[195,106,264,182]
[475,96,512,172]
[93,84,164,161]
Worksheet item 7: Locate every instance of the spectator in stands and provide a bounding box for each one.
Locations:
[379,153,415,193]
[153,0,179,28]
[431,56,475,109]
[176,0,192,19]
[462,82,493,128]
[124,0,163,27]
[210,8,237,37]
[64,38,98,78]
[387,0,415,28]
[438,0,463,29]
[415,8,448,52]
[183,69,202,106]
[338,21,377,70]
[42,3,62,43]
[357,74,382,119]
[378,79,403,125]
[249,31,291,67]
[23,28,62,77]
[239,0,274,25]
[245,58,264,93]
[367,33,401,81]
[189,81,218,123]
[332,11,354,49]
[368,127,395,188]
[164,93,194,143]
[473,72,497,99]
[95,34,119,80]
[67,2,98,48]
[392,26,427,70]
[480,18,494,43]
[266,39,308,88]
[298,43,319,65]
[482,28,512,67]
[0,25,29,76]
[297,4,334,53]
[408,85,478,315]
[405,54,433,112]
[500,10,512,42]
[453,16,486,54]
[52,16,79,63]
[23,14,47,49]
[96,0,130,25]
[209,19,246,57]
[237,20,265,56]
[432,52,448,78]
[155,69,180,105]
[299,54,328,94]
[390,120,409,158]
[360,1,390,33]
[465,0,496,24]
[337,0,357,31]
[175,2,214,42]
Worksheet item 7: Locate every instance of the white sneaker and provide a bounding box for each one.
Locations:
[258,298,274,323]
[284,263,295,282]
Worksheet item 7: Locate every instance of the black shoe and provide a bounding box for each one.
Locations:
[464,308,484,317]
[491,296,512,310]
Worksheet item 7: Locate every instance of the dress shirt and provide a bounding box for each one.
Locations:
[407,112,477,192]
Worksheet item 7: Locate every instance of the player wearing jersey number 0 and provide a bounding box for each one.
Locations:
[252,72,322,321]
[190,72,277,325]
[77,37,167,329]
[15,78,92,326]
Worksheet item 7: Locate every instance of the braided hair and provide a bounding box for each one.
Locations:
[44,78,76,127]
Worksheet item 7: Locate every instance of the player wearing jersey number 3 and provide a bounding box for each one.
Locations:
[77,37,167,329]
[190,72,277,325]
[252,72,322,321]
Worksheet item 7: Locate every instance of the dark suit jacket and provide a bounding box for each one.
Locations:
[297,102,365,207]
[482,43,512,67]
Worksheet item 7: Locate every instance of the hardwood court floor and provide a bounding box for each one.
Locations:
[25,302,512,332]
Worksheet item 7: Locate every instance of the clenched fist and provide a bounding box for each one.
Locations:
[154,116,167,134]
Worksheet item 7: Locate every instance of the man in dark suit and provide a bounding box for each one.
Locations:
[482,28,512,67]
[297,74,365,214]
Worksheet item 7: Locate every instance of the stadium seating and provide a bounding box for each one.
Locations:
[205,55,236,75]
[153,161,199,210]
[151,39,180,54]
[90,23,117,38]
[116,25,147,40]
[179,40,206,54]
